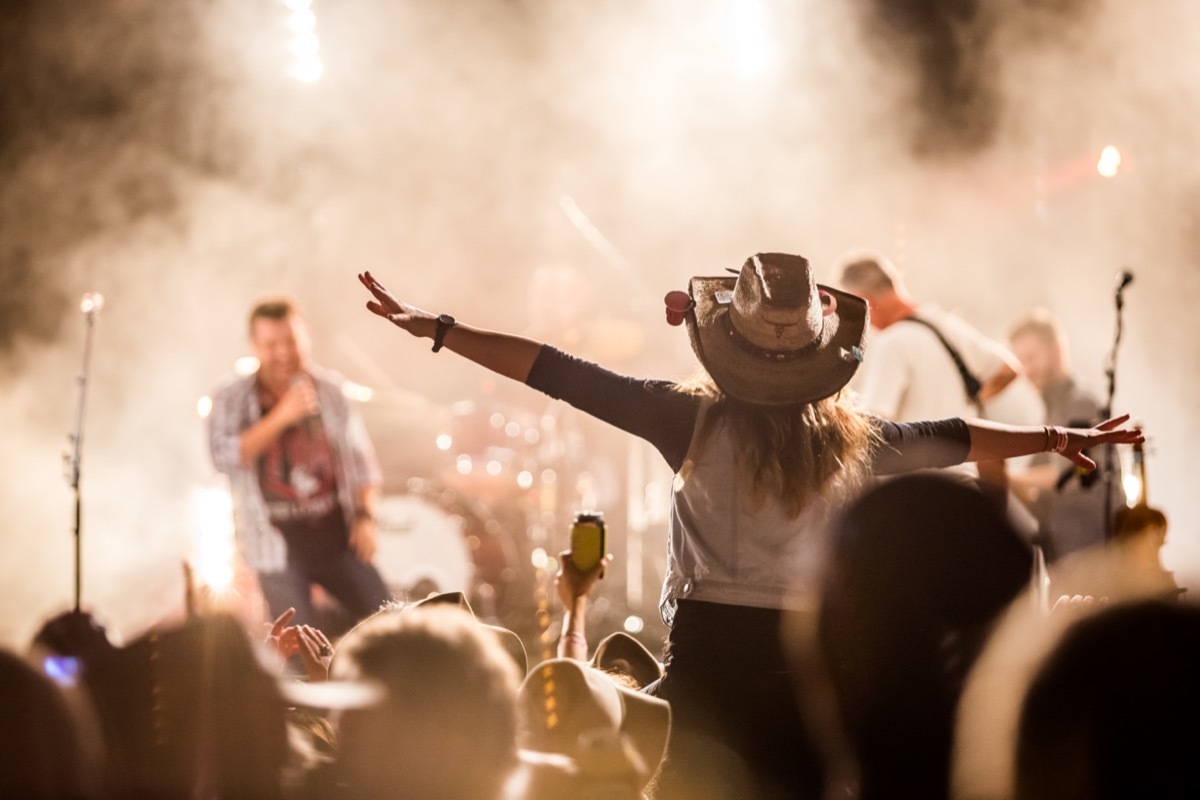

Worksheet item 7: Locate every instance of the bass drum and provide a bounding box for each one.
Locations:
[373,482,529,621]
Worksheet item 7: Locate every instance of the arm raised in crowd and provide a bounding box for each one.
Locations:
[964,414,1143,471]
[358,271,543,383]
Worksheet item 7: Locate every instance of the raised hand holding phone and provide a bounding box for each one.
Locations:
[569,511,607,575]
[557,511,614,661]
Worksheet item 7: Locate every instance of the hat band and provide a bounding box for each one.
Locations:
[719,314,821,362]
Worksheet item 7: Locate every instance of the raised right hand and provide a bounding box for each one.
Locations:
[357,271,437,339]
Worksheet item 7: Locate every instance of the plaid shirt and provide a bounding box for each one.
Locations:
[207,363,382,572]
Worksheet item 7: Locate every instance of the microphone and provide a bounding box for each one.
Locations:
[290,374,322,436]
[1116,270,1134,292]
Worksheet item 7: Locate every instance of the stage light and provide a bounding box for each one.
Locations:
[727,0,768,76]
[287,8,316,34]
[341,381,373,402]
[290,33,319,59]
[1122,471,1144,507]
[486,460,503,476]
[190,486,236,593]
[505,421,521,437]
[79,293,105,314]
[234,356,259,376]
[196,395,213,419]
[456,455,473,475]
[1097,145,1121,178]
[436,434,453,451]
[623,615,645,635]
[283,1,323,84]
[517,470,534,489]
[531,547,549,569]
[292,58,324,83]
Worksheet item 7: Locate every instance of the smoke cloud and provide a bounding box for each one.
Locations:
[1,0,1197,647]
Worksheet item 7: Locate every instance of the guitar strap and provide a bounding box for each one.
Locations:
[904,315,985,415]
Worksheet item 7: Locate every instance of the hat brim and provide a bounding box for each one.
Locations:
[589,632,663,690]
[685,277,868,407]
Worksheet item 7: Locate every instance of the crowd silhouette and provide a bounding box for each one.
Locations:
[8,255,1182,800]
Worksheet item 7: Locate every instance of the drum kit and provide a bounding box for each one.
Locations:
[360,387,588,630]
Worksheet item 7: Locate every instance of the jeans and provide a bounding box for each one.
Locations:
[258,549,392,629]
[644,600,826,800]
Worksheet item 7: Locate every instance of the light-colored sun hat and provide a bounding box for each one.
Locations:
[588,631,663,690]
[518,658,671,790]
[678,252,868,406]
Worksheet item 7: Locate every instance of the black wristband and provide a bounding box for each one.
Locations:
[432,314,456,353]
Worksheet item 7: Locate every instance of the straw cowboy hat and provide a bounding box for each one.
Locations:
[518,658,671,791]
[674,252,868,406]
[589,631,663,691]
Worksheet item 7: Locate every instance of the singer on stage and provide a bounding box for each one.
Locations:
[207,297,390,629]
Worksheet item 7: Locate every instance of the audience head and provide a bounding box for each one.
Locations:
[953,540,1191,800]
[29,609,116,664]
[0,648,94,799]
[330,603,522,800]
[408,590,529,677]
[818,473,1034,799]
[84,612,289,799]
[1014,598,1200,800]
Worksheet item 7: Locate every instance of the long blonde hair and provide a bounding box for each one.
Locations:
[677,371,880,518]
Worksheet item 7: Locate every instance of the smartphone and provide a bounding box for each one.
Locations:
[570,511,607,573]
[43,655,81,688]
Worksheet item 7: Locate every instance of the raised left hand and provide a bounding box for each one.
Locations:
[1057,414,1144,471]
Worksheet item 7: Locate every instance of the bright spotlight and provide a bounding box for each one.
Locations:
[436,434,453,451]
[1122,471,1144,507]
[341,381,373,403]
[456,455,473,475]
[234,356,260,376]
[517,470,534,489]
[1097,145,1121,178]
[79,293,105,314]
[287,8,316,34]
[190,487,236,593]
[196,395,213,419]
[531,547,549,570]
[290,32,319,59]
[624,615,645,635]
[292,58,324,83]
[728,0,768,76]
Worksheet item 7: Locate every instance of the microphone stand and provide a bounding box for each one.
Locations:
[1101,276,1130,542]
[65,294,103,612]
